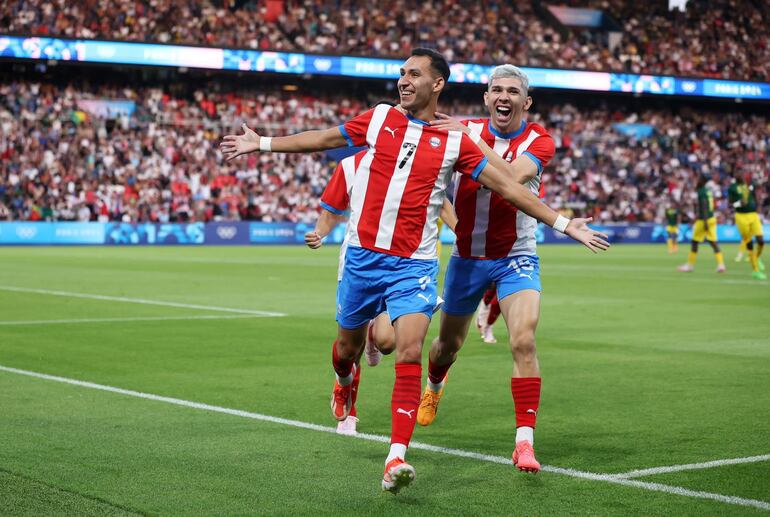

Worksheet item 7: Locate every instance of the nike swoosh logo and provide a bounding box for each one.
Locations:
[526,409,537,415]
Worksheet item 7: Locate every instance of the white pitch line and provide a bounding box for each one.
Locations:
[614,454,770,479]
[0,315,261,326]
[1,365,768,512]
[0,286,286,317]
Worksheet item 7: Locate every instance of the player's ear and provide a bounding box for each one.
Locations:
[432,76,445,93]
[523,96,533,111]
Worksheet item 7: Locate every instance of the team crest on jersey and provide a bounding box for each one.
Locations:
[429,136,441,148]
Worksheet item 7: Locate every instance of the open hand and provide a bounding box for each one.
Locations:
[564,218,610,253]
[429,112,471,134]
[220,123,260,162]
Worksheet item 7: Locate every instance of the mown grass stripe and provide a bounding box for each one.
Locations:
[2,364,768,512]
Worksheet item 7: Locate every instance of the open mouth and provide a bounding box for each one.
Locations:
[495,106,512,119]
[400,89,415,100]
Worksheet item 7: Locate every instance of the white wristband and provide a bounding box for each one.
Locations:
[552,214,570,233]
[259,136,272,152]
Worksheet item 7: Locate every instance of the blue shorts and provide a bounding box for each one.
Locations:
[336,247,439,329]
[442,254,541,316]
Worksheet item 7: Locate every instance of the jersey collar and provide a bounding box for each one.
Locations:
[406,113,430,126]
[488,120,526,139]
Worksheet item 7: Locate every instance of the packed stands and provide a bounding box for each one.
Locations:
[2,0,769,81]
[582,0,770,81]
[2,76,767,226]
[0,79,365,224]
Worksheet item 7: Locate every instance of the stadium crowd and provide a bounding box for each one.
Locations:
[584,0,770,81]
[0,80,368,224]
[2,0,769,82]
[2,79,768,226]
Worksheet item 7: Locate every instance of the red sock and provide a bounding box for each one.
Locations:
[391,362,422,445]
[487,296,501,325]
[482,287,495,305]
[331,340,354,379]
[350,363,361,417]
[428,359,453,385]
[511,377,541,428]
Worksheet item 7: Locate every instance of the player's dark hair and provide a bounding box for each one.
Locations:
[372,100,398,108]
[411,48,450,83]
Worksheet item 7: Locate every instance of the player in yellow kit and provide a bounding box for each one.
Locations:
[678,176,726,273]
[728,173,765,280]
[664,204,680,253]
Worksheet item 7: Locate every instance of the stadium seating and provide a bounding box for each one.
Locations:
[2,0,768,81]
[0,80,366,224]
[2,79,767,224]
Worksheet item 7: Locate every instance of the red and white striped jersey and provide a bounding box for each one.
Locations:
[339,104,488,259]
[320,151,366,280]
[452,119,555,259]
[320,151,366,216]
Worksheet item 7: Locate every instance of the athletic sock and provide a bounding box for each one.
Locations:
[687,251,697,266]
[427,359,453,391]
[748,249,759,272]
[715,252,725,266]
[667,239,673,252]
[386,443,408,464]
[391,362,422,448]
[487,298,501,325]
[511,377,541,431]
[482,288,495,305]
[516,426,534,445]
[332,341,354,386]
[349,364,361,417]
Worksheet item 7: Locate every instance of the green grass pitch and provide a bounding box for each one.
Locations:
[0,244,768,515]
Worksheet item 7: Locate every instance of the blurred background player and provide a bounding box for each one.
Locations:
[305,150,395,435]
[665,203,680,254]
[728,173,765,280]
[734,241,749,263]
[418,64,561,474]
[475,285,501,344]
[678,176,726,273]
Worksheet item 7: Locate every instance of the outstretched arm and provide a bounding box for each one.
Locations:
[220,124,348,161]
[431,113,537,185]
[476,162,609,253]
[430,113,607,252]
